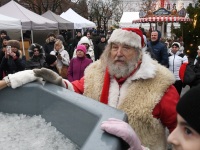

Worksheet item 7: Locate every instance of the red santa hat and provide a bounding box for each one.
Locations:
[108,28,144,49]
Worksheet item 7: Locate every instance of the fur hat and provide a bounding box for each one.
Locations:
[29,43,43,53]
[176,85,200,134]
[108,28,144,49]
[7,40,20,49]
[76,45,86,54]
[45,55,57,65]
[172,42,180,48]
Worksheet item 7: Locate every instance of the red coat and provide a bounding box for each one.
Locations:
[66,77,179,132]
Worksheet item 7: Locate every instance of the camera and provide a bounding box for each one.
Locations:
[56,52,59,56]
[6,46,11,54]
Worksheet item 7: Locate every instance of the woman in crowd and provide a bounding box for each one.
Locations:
[168,42,188,94]
[0,40,26,76]
[50,40,70,78]
[26,43,45,69]
[73,36,95,61]
[67,45,92,82]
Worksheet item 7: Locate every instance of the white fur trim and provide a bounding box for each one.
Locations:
[8,70,39,89]
[131,52,157,80]
[108,29,142,48]
[63,79,74,91]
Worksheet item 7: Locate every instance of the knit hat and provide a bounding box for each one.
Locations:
[108,28,144,49]
[45,55,57,65]
[172,42,180,48]
[76,45,86,54]
[7,40,20,49]
[78,36,90,45]
[176,85,200,134]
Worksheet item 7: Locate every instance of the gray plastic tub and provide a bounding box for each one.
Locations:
[0,82,128,150]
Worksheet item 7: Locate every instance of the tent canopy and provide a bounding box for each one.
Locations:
[119,12,150,30]
[42,10,74,29]
[0,13,21,29]
[0,1,58,30]
[60,8,96,29]
[119,12,140,27]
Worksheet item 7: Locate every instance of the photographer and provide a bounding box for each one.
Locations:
[50,40,70,79]
[0,40,26,76]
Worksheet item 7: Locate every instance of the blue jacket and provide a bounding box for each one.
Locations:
[148,41,169,67]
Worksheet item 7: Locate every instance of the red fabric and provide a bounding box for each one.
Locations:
[179,63,188,82]
[122,28,144,47]
[152,85,179,132]
[100,68,110,104]
[71,77,85,94]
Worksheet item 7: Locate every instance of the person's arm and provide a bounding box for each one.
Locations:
[61,51,70,66]
[0,80,7,90]
[67,59,74,82]
[152,85,179,132]
[161,45,169,67]
[1,70,39,89]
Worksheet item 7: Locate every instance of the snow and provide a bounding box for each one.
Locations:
[0,113,79,150]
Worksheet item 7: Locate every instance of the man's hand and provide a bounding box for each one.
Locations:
[101,118,143,150]
[33,68,63,86]
[3,70,39,89]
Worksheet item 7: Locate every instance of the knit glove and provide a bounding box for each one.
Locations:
[3,70,39,89]
[101,118,143,150]
[33,68,65,87]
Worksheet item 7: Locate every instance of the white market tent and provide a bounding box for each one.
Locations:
[42,10,74,30]
[0,0,58,30]
[119,12,151,30]
[0,13,21,29]
[60,8,96,29]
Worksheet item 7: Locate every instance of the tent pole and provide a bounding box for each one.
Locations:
[31,30,34,44]
[20,29,25,55]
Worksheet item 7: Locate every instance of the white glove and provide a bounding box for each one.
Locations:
[101,118,143,150]
[3,70,39,89]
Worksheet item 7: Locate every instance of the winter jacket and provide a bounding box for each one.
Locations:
[26,54,45,69]
[50,47,70,71]
[44,40,55,55]
[0,51,26,75]
[96,41,107,60]
[65,53,179,150]
[67,57,92,82]
[148,41,169,67]
[168,51,188,80]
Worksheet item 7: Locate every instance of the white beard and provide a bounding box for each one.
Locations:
[108,56,140,78]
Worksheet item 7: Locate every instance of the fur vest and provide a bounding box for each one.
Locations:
[83,53,175,150]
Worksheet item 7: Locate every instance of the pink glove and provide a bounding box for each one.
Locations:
[101,118,143,150]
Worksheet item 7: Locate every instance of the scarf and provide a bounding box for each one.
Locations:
[100,62,141,104]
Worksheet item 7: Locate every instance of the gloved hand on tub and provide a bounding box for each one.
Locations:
[33,68,67,88]
[3,70,40,89]
[101,118,149,150]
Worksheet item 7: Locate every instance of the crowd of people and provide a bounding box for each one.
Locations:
[0,29,109,81]
[1,27,200,150]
